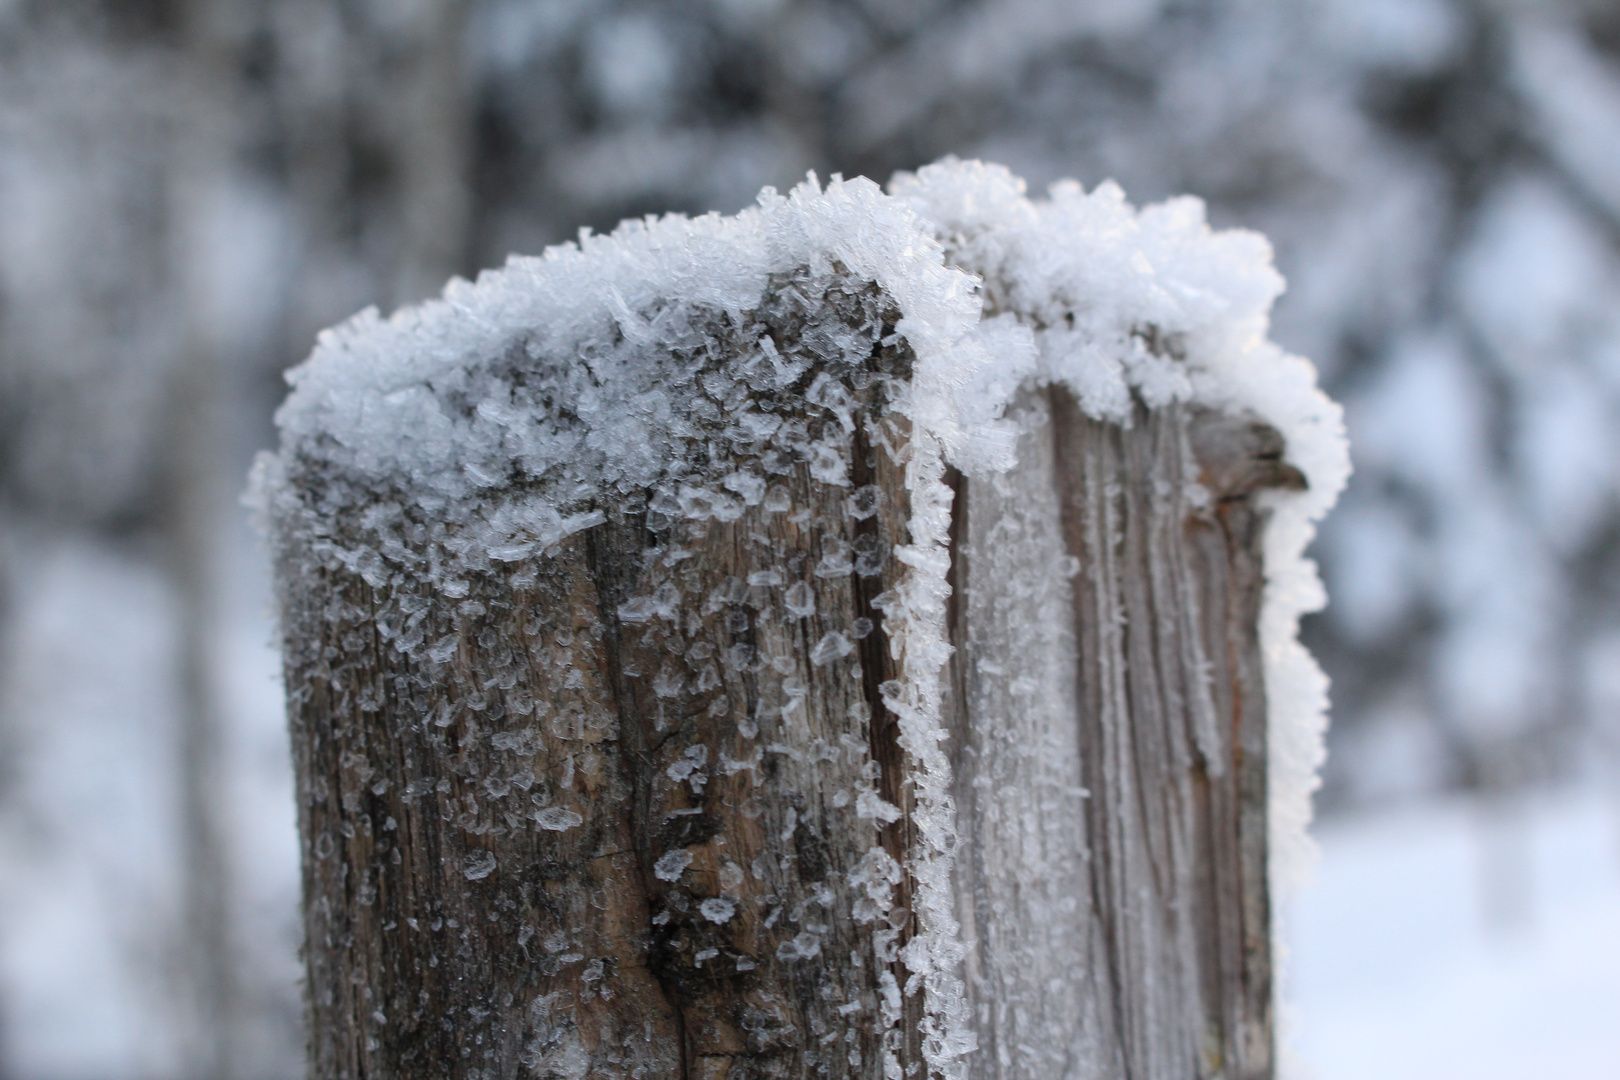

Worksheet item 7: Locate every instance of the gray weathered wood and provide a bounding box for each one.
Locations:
[944,388,1301,1080]
[275,275,1301,1078]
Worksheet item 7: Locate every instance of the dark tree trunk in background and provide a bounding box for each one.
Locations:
[168,2,248,1075]
[271,0,474,333]
[277,293,1300,1078]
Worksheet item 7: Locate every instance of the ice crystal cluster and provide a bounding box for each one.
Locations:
[253,158,1346,1072]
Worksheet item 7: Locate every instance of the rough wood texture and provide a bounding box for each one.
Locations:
[945,388,1302,1080]
[278,295,1299,1078]
[280,277,938,1079]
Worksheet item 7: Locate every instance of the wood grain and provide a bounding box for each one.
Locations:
[943,388,1299,1080]
[280,275,933,1079]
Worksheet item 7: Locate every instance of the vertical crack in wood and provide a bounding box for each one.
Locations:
[851,418,927,1076]
[586,523,691,1080]
[939,463,981,1072]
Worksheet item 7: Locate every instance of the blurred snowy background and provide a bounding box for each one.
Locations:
[1,0,1617,1076]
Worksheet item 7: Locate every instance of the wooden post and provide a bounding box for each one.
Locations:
[262,174,1329,1080]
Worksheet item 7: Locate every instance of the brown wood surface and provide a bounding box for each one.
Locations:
[276,280,1300,1078]
[279,275,936,1079]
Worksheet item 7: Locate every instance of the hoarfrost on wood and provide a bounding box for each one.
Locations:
[253,158,1346,1079]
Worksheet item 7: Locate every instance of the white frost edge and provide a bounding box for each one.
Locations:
[252,172,1016,519]
[888,431,977,1077]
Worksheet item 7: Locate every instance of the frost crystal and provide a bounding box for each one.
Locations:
[531,808,583,832]
[653,849,692,882]
[776,932,823,961]
[809,631,854,666]
[782,581,816,617]
[463,850,497,881]
[698,898,736,924]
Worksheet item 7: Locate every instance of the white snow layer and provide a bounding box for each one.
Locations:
[250,172,1009,573]
[253,160,1347,1067]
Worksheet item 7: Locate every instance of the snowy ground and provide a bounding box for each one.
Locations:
[1285,784,1620,1080]
[0,533,302,1079]
[0,537,192,1078]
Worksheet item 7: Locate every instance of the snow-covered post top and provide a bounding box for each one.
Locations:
[252,162,1346,1080]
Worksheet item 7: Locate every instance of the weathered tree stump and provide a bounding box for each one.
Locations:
[257,166,1344,1080]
